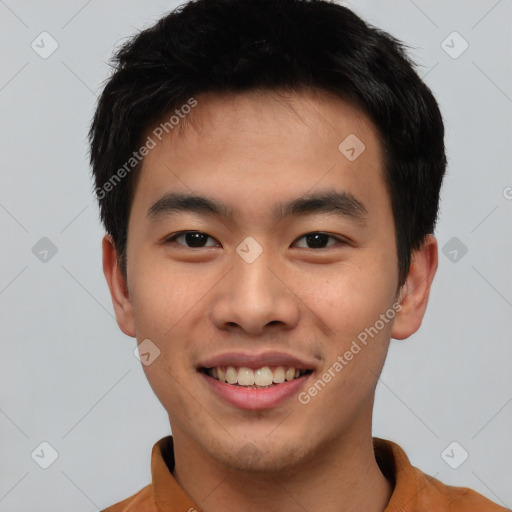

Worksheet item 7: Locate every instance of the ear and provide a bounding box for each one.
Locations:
[102,234,136,337]
[391,234,438,340]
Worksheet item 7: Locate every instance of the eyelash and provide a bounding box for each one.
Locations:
[163,231,347,249]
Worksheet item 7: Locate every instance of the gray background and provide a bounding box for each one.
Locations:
[1,0,511,510]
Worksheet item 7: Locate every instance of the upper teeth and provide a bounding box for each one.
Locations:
[209,366,306,387]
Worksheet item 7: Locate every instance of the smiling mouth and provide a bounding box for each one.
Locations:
[201,366,313,389]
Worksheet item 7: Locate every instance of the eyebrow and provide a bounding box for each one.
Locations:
[147,190,368,223]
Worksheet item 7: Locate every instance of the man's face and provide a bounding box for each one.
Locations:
[122,89,401,471]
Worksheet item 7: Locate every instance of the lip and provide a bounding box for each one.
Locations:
[200,370,313,410]
[198,350,318,371]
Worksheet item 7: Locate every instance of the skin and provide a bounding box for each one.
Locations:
[103,88,438,512]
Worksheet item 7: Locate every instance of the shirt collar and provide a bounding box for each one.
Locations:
[150,435,425,511]
[152,436,198,510]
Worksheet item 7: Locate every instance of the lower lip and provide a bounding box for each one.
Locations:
[200,371,312,410]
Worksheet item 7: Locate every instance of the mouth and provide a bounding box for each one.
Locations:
[200,365,314,389]
[197,351,317,409]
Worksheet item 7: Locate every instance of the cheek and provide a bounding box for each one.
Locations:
[128,248,202,337]
[129,264,202,408]
[297,275,395,429]
[305,256,398,340]
[128,254,218,384]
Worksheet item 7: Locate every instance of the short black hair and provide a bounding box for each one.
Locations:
[89,0,447,286]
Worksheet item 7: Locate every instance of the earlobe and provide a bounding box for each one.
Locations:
[391,235,438,340]
[102,234,136,337]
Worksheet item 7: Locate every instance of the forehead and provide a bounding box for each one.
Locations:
[166,88,380,150]
[133,88,388,224]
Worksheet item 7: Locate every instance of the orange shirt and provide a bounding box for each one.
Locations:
[101,436,508,512]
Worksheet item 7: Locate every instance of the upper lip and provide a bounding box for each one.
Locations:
[198,350,318,370]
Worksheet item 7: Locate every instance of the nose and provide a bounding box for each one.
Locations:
[209,248,301,336]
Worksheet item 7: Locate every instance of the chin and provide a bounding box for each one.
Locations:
[216,436,310,474]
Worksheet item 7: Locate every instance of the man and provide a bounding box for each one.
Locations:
[89,0,508,510]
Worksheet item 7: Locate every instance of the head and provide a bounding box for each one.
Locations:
[90,0,445,471]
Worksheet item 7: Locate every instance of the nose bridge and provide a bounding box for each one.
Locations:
[210,244,300,334]
[234,250,277,305]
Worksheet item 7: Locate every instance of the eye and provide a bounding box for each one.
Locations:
[164,231,220,248]
[292,232,345,249]
[164,231,346,250]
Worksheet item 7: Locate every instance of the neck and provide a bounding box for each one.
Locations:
[170,415,392,512]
